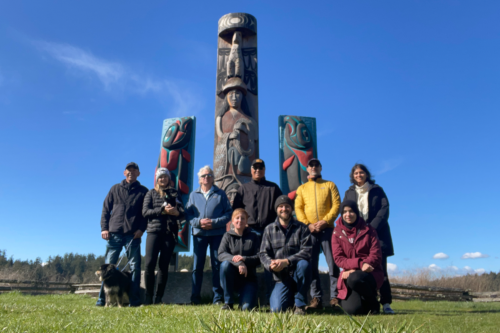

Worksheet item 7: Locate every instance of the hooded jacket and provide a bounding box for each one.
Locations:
[232,177,283,232]
[331,216,384,300]
[218,227,261,281]
[185,185,232,237]
[100,180,149,234]
[142,187,185,235]
[295,177,341,227]
[344,184,394,257]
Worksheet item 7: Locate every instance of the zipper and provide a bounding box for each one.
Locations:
[314,181,319,222]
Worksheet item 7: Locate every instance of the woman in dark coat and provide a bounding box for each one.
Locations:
[142,168,184,304]
[331,200,384,315]
[344,163,394,314]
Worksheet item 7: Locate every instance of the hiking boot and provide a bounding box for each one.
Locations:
[382,303,394,314]
[221,303,233,310]
[294,306,306,315]
[330,298,339,307]
[305,297,323,310]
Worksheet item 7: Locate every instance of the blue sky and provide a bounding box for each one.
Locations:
[1,1,499,276]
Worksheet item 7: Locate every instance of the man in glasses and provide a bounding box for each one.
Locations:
[294,158,341,310]
[232,158,283,304]
[185,165,232,305]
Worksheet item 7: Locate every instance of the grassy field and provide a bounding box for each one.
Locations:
[1,292,499,332]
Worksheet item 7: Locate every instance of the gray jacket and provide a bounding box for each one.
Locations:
[218,228,261,281]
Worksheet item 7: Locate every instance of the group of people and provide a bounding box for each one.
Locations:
[96,158,395,316]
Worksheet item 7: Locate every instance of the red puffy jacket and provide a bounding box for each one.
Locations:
[331,216,384,300]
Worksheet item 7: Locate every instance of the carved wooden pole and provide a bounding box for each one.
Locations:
[213,13,259,202]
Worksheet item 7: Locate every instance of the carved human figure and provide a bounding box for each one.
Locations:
[226,31,244,79]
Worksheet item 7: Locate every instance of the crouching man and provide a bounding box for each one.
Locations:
[259,195,312,315]
[218,208,261,310]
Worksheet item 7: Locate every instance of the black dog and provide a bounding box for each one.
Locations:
[95,264,131,307]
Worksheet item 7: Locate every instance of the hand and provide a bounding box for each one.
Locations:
[316,220,328,231]
[308,224,317,233]
[200,218,213,230]
[238,264,248,277]
[362,263,374,273]
[165,204,179,216]
[133,230,144,239]
[270,259,289,272]
[342,269,355,280]
[101,231,110,240]
[232,255,245,263]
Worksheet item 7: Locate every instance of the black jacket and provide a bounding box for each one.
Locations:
[100,180,149,234]
[232,178,283,232]
[218,228,261,281]
[142,187,185,235]
[344,184,394,257]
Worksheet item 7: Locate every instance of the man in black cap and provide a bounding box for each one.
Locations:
[96,162,149,307]
[260,195,312,315]
[295,158,341,310]
[232,158,283,303]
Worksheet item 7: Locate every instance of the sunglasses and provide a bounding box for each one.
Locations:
[309,163,321,168]
[252,165,265,170]
[200,174,213,178]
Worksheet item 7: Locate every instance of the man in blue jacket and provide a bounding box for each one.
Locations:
[96,162,148,307]
[185,165,233,304]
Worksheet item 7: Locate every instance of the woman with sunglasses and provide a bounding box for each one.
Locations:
[185,165,233,305]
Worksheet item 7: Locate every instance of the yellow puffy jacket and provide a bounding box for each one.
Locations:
[295,178,341,227]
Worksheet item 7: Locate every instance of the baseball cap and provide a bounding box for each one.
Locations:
[125,162,139,170]
[251,158,265,168]
[307,158,321,167]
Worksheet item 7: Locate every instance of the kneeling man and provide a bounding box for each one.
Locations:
[218,208,261,310]
[259,195,312,315]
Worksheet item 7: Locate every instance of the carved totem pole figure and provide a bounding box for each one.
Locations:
[278,115,318,200]
[156,116,196,252]
[214,13,259,203]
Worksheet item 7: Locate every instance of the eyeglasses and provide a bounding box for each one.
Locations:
[200,174,213,178]
[309,163,320,168]
[252,166,264,170]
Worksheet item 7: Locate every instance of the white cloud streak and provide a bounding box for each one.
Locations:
[433,252,449,260]
[387,263,398,273]
[377,157,404,175]
[34,40,203,117]
[461,252,489,259]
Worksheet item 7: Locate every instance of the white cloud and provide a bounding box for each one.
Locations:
[433,252,449,260]
[449,266,459,271]
[475,268,486,275]
[428,264,441,271]
[387,263,398,272]
[461,252,489,259]
[34,40,203,117]
[377,157,404,175]
[318,266,329,273]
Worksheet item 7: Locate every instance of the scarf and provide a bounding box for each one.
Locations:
[355,182,372,220]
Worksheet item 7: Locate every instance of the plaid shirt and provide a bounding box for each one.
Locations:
[259,218,312,281]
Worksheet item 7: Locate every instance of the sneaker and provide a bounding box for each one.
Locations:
[95,301,105,307]
[305,297,323,310]
[382,303,395,314]
[330,298,339,307]
[214,301,223,306]
[221,303,233,310]
[294,306,306,316]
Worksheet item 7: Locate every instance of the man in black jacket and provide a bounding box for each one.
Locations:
[96,162,149,307]
[231,158,282,303]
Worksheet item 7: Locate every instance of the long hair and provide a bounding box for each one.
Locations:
[215,91,252,119]
[154,182,168,197]
[349,163,375,185]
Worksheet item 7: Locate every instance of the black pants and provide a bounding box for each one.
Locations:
[144,231,176,303]
[380,256,392,304]
[340,271,379,315]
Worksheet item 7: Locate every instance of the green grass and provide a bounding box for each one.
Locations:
[1,292,499,332]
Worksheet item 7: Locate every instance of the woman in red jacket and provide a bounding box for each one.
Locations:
[331,200,384,315]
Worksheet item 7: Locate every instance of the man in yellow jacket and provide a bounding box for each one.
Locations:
[295,158,341,309]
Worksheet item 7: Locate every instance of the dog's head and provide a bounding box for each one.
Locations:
[95,264,118,281]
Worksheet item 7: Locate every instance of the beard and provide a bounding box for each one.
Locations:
[278,211,291,221]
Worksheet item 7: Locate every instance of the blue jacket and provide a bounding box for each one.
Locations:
[185,185,232,237]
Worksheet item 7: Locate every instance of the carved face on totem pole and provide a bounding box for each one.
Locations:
[213,13,259,203]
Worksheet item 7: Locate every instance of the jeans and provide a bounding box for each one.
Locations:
[96,233,142,306]
[380,256,392,305]
[144,231,176,303]
[269,260,311,312]
[220,261,258,310]
[310,227,339,300]
[340,271,379,315]
[251,228,275,305]
[191,234,224,304]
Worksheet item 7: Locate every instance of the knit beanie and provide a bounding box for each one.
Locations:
[340,200,360,218]
[156,168,171,181]
[275,195,293,212]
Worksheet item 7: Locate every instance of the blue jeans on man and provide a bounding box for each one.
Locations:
[96,233,142,306]
[269,260,311,312]
[191,234,224,304]
[310,227,339,302]
[251,228,275,305]
[220,261,258,310]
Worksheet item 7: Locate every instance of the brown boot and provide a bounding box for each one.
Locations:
[330,298,339,307]
[305,297,323,310]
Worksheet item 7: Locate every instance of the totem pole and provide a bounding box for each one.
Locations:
[156,116,196,253]
[278,115,318,200]
[213,13,259,203]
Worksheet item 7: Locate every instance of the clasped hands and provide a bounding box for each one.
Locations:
[163,204,179,216]
[232,255,247,277]
[269,259,290,272]
[200,218,213,230]
[308,220,328,233]
[342,263,374,280]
